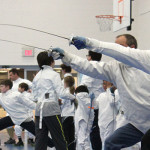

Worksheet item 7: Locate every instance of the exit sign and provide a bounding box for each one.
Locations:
[22,46,34,57]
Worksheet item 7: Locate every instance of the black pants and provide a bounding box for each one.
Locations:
[0,116,53,147]
[0,116,35,134]
[35,115,68,150]
[90,109,102,150]
[63,117,75,150]
[141,129,150,150]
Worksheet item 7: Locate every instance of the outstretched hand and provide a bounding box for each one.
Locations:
[71,36,87,50]
[51,48,65,60]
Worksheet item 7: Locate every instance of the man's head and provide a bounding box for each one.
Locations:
[115,34,137,48]
[86,51,102,61]
[18,83,29,93]
[37,51,55,69]
[0,80,13,93]
[9,68,19,81]
[60,64,72,75]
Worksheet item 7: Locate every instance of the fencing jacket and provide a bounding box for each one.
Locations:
[80,74,104,106]
[85,38,150,74]
[61,88,75,117]
[74,92,94,134]
[96,88,118,142]
[32,65,75,117]
[0,90,36,125]
[62,51,150,133]
[21,91,34,117]
[12,77,32,91]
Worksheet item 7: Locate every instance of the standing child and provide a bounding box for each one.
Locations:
[14,82,35,146]
[32,51,75,150]
[96,81,118,149]
[74,85,94,150]
[60,76,76,150]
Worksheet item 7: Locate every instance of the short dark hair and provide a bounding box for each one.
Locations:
[9,68,19,76]
[116,34,138,48]
[60,64,72,73]
[37,51,54,69]
[19,83,29,91]
[88,51,102,61]
[0,80,13,89]
[75,85,89,94]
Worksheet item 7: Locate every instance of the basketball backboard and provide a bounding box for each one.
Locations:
[113,0,132,32]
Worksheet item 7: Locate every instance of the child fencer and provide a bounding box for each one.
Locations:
[14,83,35,146]
[74,85,94,150]
[96,81,119,148]
[0,79,36,138]
[0,79,54,148]
[4,68,32,145]
[32,51,75,150]
[60,76,76,150]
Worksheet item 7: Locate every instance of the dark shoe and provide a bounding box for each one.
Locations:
[4,138,15,144]
[28,139,35,146]
[15,141,24,146]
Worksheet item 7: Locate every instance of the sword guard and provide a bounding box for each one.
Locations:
[69,34,74,45]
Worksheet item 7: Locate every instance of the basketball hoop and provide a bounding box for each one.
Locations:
[95,15,122,32]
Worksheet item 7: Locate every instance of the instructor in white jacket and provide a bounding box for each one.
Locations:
[68,34,150,150]
[51,34,150,150]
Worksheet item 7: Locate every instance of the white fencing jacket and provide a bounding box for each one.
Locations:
[80,74,104,101]
[32,65,75,128]
[96,88,118,131]
[75,92,94,134]
[62,52,150,133]
[0,90,36,125]
[96,88,118,142]
[12,77,32,91]
[22,91,34,117]
[61,88,75,117]
[85,38,150,74]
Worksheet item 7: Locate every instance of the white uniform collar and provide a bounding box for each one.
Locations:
[64,73,72,78]
[13,77,22,83]
[22,91,27,94]
[42,65,53,70]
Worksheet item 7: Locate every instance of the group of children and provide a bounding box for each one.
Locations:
[0,33,145,150]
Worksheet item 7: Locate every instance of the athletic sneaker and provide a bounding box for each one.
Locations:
[15,141,24,146]
[4,138,15,144]
[28,139,35,146]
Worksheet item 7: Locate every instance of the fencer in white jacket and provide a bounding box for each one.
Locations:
[61,88,75,117]
[12,78,32,91]
[80,74,104,107]
[74,86,94,150]
[0,80,36,130]
[96,83,118,146]
[14,84,35,145]
[51,42,150,149]
[12,77,33,145]
[79,51,104,104]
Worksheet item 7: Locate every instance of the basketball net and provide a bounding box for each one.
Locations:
[95,15,122,32]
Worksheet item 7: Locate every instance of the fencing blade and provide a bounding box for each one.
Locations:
[0,38,48,51]
[0,24,70,40]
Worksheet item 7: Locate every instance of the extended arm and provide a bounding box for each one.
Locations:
[61,51,117,85]
[72,37,150,74]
